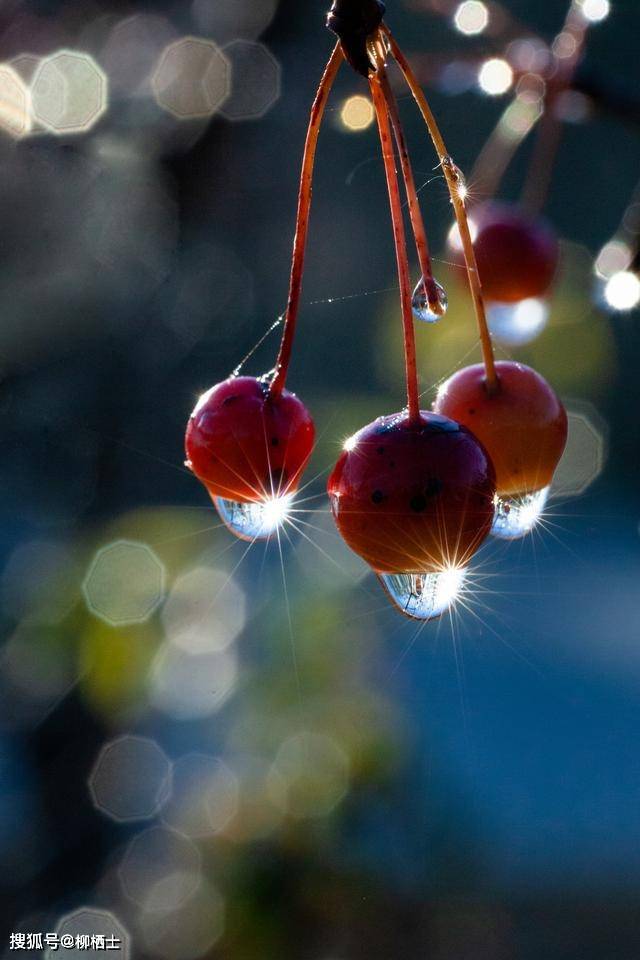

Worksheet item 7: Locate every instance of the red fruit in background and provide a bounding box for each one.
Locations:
[185,376,315,503]
[453,202,559,303]
[434,361,567,497]
[327,412,496,574]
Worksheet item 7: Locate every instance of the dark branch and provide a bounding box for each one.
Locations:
[326,0,386,76]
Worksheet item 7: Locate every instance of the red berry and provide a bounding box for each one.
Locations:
[327,412,495,574]
[454,202,559,303]
[185,376,315,503]
[434,361,567,497]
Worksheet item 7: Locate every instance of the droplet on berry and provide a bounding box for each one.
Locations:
[411,277,448,323]
[486,297,549,346]
[491,486,549,540]
[434,361,567,498]
[213,493,294,541]
[185,375,314,539]
[378,567,467,620]
[327,412,495,585]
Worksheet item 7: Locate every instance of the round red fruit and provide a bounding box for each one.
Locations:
[185,376,315,502]
[327,412,496,574]
[434,361,567,497]
[454,202,559,303]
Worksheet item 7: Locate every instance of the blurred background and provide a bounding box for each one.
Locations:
[1,0,639,956]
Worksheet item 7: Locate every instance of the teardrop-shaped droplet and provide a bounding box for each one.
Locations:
[491,486,549,540]
[411,278,448,323]
[487,298,549,346]
[213,494,293,541]
[377,567,466,620]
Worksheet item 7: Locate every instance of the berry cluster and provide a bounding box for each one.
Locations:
[185,5,568,621]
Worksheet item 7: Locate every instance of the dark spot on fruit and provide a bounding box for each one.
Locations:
[222,395,239,406]
[410,494,428,513]
[389,460,396,468]
[377,446,384,454]
[271,437,279,446]
[468,407,476,415]
[371,490,385,504]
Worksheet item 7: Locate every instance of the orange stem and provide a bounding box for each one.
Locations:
[378,71,442,314]
[383,25,498,394]
[369,64,421,424]
[270,43,343,398]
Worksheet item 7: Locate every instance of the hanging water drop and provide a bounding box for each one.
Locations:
[486,298,549,346]
[377,567,466,620]
[213,494,293,541]
[411,277,448,323]
[491,486,549,540]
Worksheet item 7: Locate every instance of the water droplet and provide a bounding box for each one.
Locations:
[377,567,466,620]
[411,277,448,323]
[213,494,293,541]
[491,486,549,540]
[487,298,549,346]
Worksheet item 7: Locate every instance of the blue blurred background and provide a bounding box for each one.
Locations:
[0,0,639,957]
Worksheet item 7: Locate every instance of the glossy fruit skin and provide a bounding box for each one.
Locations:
[460,202,559,303]
[327,412,496,574]
[185,376,315,503]
[434,361,567,497]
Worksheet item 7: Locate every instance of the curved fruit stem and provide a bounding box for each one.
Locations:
[521,2,589,217]
[378,71,441,315]
[383,25,499,395]
[369,47,421,425]
[270,42,343,399]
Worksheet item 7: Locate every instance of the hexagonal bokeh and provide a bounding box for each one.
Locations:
[267,731,350,820]
[47,907,129,958]
[552,401,608,498]
[82,540,166,626]
[118,826,201,912]
[101,14,177,96]
[161,565,246,654]
[138,881,225,960]
[31,50,107,134]
[0,64,31,139]
[162,753,238,838]
[149,644,238,719]
[89,735,172,823]
[221,40,281,121]
[152,37,230,119]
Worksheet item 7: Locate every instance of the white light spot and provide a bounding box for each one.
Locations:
[478,58,514,96]
[343,434,358,452]
[340,94,374,131]
[577,0,611,23]
[487,297,550,346]
[0,64,31,139]
[453,0,489,35]
[447,217,478,250]
[604,270,640,311]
